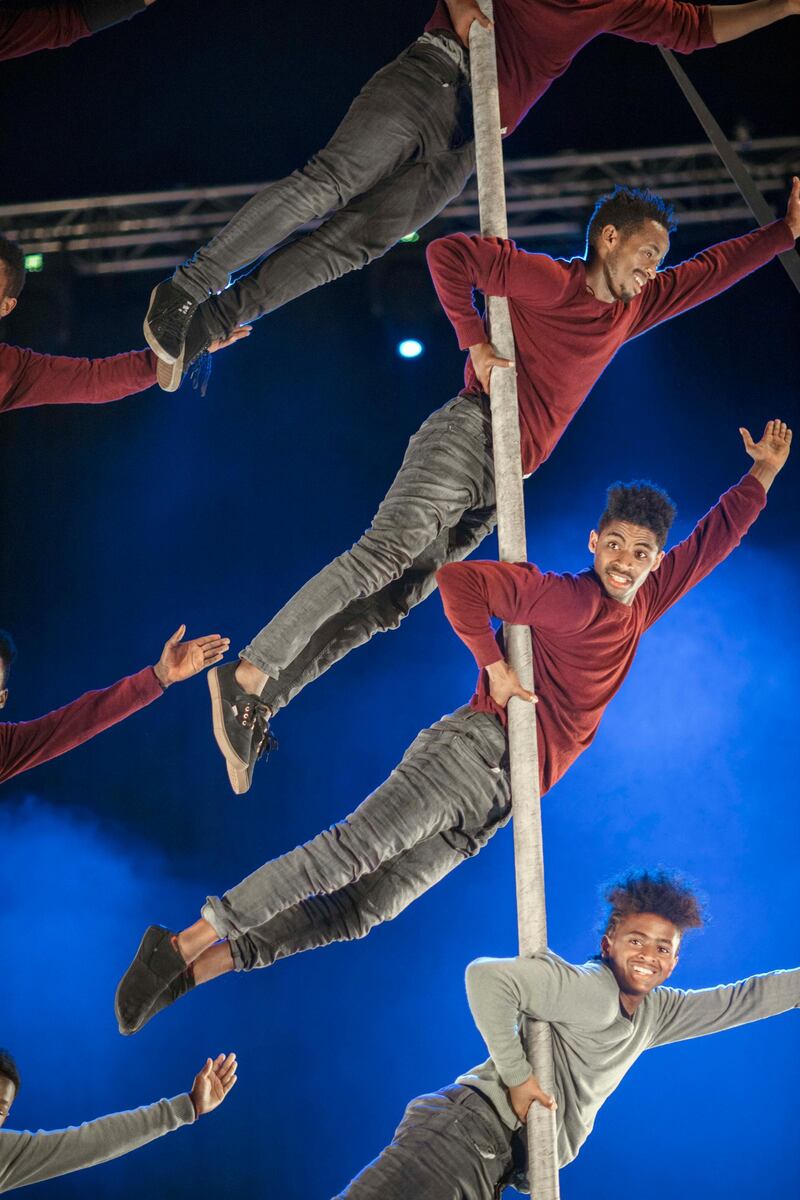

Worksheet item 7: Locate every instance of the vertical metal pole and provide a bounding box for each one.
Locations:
[469,7,560,1197]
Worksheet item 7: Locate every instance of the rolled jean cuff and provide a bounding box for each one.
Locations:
[238,644,278,678]
[201,897,234,940]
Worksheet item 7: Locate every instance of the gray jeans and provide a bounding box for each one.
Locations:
[242,391,495,715]
[177,33,475,337]
[334,1085,519,1199]
[202,707,510,969]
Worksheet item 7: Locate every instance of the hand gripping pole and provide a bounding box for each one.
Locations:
[469,8,560,1197]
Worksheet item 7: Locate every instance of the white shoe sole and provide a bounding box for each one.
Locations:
[208,667,251,796]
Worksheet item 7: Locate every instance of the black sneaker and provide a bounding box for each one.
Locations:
[115,925,186,1036]
[136,964,196,1034]
[144,278,199,365]
[208,663,278,795]
[155,306,213,394]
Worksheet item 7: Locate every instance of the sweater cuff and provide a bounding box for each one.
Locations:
[760,218,797,257]
[695,5,718,49]
[135,666,168,700]
[170,1094,197,1126]
[473,637,506,670]
[738,470,768,506]
[455,316,491,352]
[80,0,147,33]
[500,1061,535,1089]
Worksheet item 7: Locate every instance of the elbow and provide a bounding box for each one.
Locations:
[435,561,460,596]
[465,957,496,1001]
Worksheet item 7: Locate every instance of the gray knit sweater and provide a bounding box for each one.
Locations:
[0,1094,195,1192]
[459,951,800,1170]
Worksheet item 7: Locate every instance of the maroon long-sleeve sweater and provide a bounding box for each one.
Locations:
[425,0,716,136]
[426,220,794,477]
[0,666,162,785]
[436,473,765,795]
[0,1,146,62]
[0,345,157,413]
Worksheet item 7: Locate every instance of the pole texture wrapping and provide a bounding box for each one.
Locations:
[469,8,560,1196]
[660,48,800,294]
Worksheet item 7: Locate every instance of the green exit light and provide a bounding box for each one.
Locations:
[24,253,44,271]
[400,231,420,243]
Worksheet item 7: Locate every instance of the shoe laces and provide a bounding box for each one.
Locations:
[188,350,212,396]
[232,696,278,762]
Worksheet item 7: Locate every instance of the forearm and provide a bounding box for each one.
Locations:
[0,1097,194,1193]
[0,346,157,413]
[437,561,539,667]
[0,667,162,785]
[748,461,780,492]
[710,0,792,44]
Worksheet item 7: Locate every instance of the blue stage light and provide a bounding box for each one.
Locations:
[397,338,424,359]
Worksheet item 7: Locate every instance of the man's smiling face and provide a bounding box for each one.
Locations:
[588,519,665,605]
[601,218,670,305]
[601,911,681,1007]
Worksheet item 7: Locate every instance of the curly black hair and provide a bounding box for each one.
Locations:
[0,629,17,681]
[597,480,677,550]
[0,1049,20,1096]
[586,186,677,255]
[0,236,26,300]
[603,869,706,937]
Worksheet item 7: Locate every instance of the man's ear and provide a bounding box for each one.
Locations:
[0,688,7,710]
[649,549,666,573]
[0,295,17,320]
[588,529,599,554]
[598,224,620,255]
[599,932,611,958]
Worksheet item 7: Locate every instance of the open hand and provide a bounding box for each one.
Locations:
[740,419,792,473]
[469,341,514,395]
[485,659,537,708]
[444,0,493,48]
[209,326,252,355]
[190,1053,238,1117]
[154,625,230,687]
[508,1075,557,1124]
[784,176,800,239]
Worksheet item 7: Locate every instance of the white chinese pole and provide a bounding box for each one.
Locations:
[469,7,560,1197]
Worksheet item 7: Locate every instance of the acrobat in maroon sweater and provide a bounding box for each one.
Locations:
[437,473,766,796]
[0,1,147,62]
[426,220,794,476]
[0,667,163,785]
[0,345,157,413]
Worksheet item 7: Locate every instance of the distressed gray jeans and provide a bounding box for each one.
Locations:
[242,390,495,715]
[334,1085,521,1199]
[202,707,510,969]
[176,33,475,334]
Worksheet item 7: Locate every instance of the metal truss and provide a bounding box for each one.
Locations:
[0,136,797,276]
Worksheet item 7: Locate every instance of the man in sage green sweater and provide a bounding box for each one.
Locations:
[0,1050,236,1193]
[335,870,800,1198]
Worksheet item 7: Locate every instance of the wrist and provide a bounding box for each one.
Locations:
[153,662,172,689]
[748,462,778,492]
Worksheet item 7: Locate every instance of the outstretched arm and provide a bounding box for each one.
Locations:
[0,627,228,784]
[0,346,157,413]
[629,179,799,338]
[650,969,800,1048]
[710,0,798,43]
[642,421,791,627]
[0,1053,236,1193]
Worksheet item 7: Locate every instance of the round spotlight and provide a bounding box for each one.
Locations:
[397,338,424,359]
